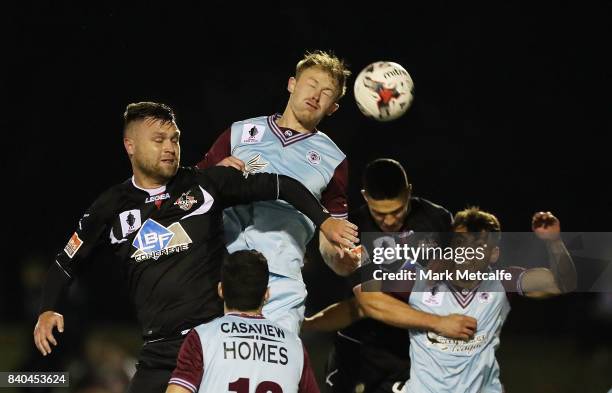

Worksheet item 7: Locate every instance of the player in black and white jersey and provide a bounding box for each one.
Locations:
[33,102,358,393]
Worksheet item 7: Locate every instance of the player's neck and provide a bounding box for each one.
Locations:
[277,108,316,134]
[451,277,480,290]
[132,171,168,190]
[224,307,263,317]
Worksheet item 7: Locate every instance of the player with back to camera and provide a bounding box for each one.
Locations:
[166,250,320,393]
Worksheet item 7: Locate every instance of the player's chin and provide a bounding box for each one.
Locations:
[158,163,178,178]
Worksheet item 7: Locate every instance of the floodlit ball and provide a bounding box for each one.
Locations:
[353,61,414,121]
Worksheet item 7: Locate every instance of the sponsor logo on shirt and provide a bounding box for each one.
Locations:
[131,219,192,262]
[119,209,142,237]
[174,191,198,211]
[241,124,266,144]
[64,232,83,258]
[242,153,268,178]
[426,332,487,354]
[145,193,170,204]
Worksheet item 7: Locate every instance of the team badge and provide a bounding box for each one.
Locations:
[306,150,321,165]
[174,191,198,211]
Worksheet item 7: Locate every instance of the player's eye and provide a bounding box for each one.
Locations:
[154,138,163,143]
[322,90,333,97]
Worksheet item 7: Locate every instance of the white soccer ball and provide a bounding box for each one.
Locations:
[353,61,414,121]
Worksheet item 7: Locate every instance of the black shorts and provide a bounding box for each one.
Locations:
[127,335,186,393]
[324,333,411,393]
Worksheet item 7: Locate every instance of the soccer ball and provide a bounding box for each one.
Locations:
[353,61,414,121]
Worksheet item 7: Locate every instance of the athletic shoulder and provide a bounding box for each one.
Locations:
[413,197,452,220]
[230,115,270,128]
[313,129,346,159]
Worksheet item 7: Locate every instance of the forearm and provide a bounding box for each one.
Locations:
[545,239,577,293]
[319,232,347,276]
[278,175,330,227]
[354,290,441,331]
[39,262,72,313]
[304,298,362,332]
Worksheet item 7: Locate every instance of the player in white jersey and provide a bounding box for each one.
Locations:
[196,50,359,333]
[356,207,577,393]
[166,250,319,393]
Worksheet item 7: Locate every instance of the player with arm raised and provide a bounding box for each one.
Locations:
[33,102,356,393]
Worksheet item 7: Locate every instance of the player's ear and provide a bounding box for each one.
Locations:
[287,77,297,94]
[327,102,340,116]
[490,246,500,264]
[264,288,270,303]
[217,282,224,300]
[123,136,135,157]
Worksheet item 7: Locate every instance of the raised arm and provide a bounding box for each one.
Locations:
[520,211,577,298]
[203,166,358,250]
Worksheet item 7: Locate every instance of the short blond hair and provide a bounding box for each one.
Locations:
[296,50,351,100]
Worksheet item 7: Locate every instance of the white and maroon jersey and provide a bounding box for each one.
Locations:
[197,114,348,280]
[169,313,319,393]
[388,264,524,393]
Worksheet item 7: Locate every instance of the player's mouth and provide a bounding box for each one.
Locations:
[160,158,176,166]
[305,100,319,111]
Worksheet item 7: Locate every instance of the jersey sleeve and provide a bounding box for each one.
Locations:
[195,128,232,169]
[298,345,320,393]
[202,167,330,227]
[321,159,348,219]
[40,194,112,313]
[169,329,204,393]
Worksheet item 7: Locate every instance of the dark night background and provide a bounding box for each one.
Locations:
[1,1,611,392]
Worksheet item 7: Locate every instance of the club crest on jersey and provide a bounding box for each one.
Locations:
[64,232,83,258]
[119,209,142,237]
[174,191,198,211]
[145,193,170,204]
[131,219,192,262]
[478,291,493,304]
[242,153,268,178]
[306,150,321,165]
[241,124,265,144]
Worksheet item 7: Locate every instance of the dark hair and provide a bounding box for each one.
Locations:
[363,158,409,199]
[221,250,269,311]
[452,206,501,244]
[123,102,175,134]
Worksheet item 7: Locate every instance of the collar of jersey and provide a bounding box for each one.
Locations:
[131,176,167,196]
[226,312,266,319]
[268,113,318,146]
